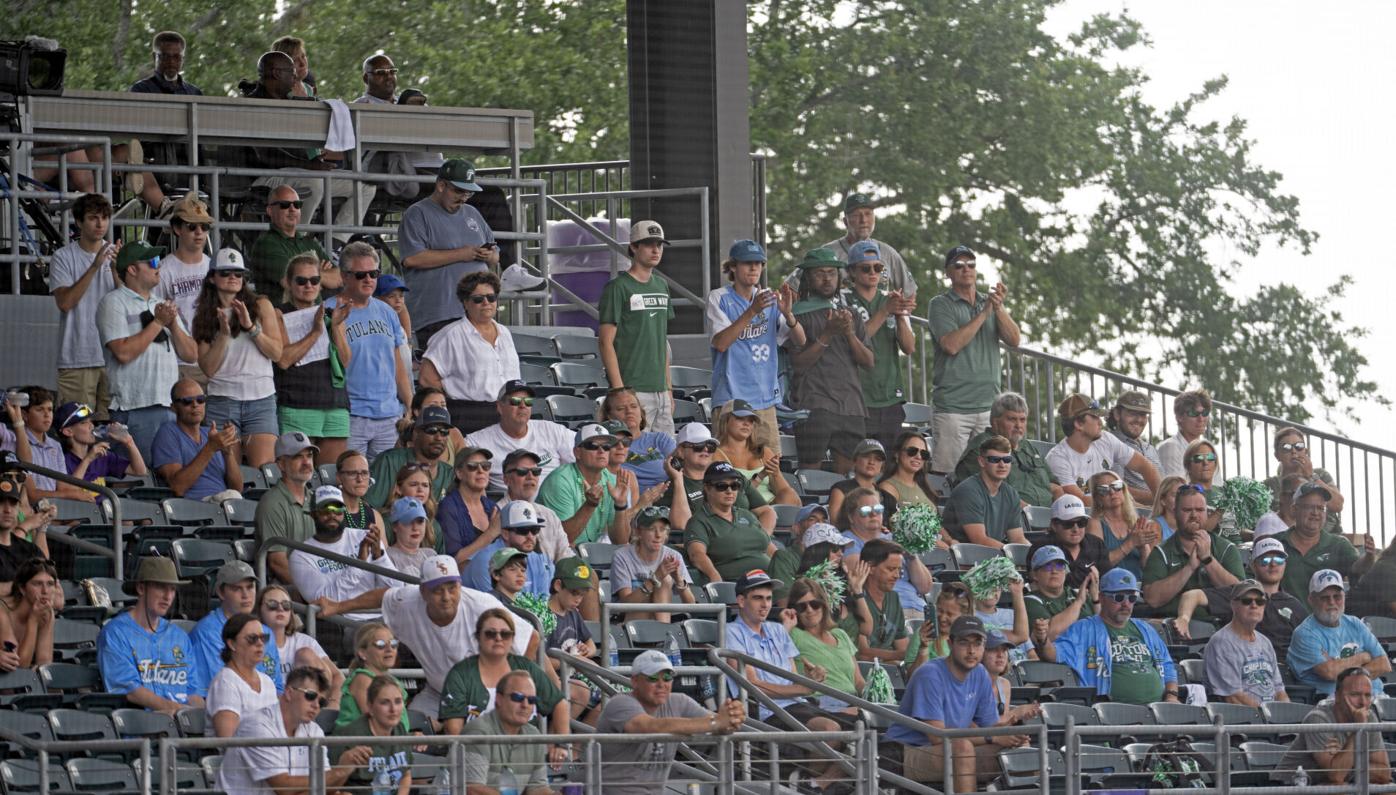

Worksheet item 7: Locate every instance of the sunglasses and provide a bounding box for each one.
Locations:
[481,628,515,641]
[293,275,321,287]
[241,632,271,645]
[709,481,742,492]
[1235,597,1268,607]
[213,270,244,280]
[174,395,206,406]
[371,638,400,650]
[949,260,976,270]
[644,672,675,683]
[316,504,346,516]
[1057,517,1089,529]
[507,526,541,536]
[984,455,1013,465]
[507,691,539,705]
[350,269,381,280]
[468,293,499,304]
[421,427,451,437]
[64,404,94,426]
[401,462,435,473]
[182,222,212,232]
[506,396,535,407]
[264,599,292,611]
[1107,592,1139,605]
[508,467,543,477]
[1254,554,1287,567]
[683,442,719,454]
[1093,482,1125,495]
[293,686,328,707]
[793,599,825,613]
[853,263,883,274]
[270,200,305,210]
[1180,409,1209,418]
[857,504,886,516]
[369,68,399,77]
[458,461,490,472]
[1178,483,1206,495]
[1036,561,1069,573]
[902,448,931,460]
[1278,442,1308,452]
[580,442,616,452]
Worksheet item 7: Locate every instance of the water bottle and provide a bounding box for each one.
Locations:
[498,766,519,795]
[435,767,451,795]
[371,769,393,795]
[1293,766,1308,787]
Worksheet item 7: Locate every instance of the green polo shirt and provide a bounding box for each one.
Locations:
[1265,469,1342,534]
[1024,587,1094,625]
[683,502,769,583]
[364,449,453,509]
[253,480,315,561]
[927,289,1001,413]
[842,288,906,408]
[1141,532,1244,616]
[1276,527,1360,600]
[954,428,1059,507]
[438,654,563,723]
[864,588,907,650]
[249,230,329,306]
[537,463,617,545]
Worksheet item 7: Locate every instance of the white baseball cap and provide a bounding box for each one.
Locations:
[1308,569,1345,595]
[676,423,714,446]
[212,248,247,272]
[420,555,461,588]
[803,523,853,549]
[1251,537,1287,561]
[632,648,675,676]
[1051,494,1087,522]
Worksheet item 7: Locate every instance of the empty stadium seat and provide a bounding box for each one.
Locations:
[110,708,178,744]
[222,498,258,526]
[551,361,606,390]
[170,538,235,581]
[1003,542,1030,569]
[64,758,137,791]
[901,403,932,430]
[0,712,53,758]
[669,366,713,392]
[951,543,1001,570]
[545,395,596,427]
[1023,505,1052,531]
[577,542,622,574]
[102,497,163,526]
[0,667,60,713]
[554,334,600,360]
[0,759,73,794]
[625,620,681,649]
[672,399,704,425]
[682,619,720,647]
[704,581,737,608]
[795,469,841,501]
[49,498,103,525]
[1148,701,1207,726]
[160,498,222,526]
[46,709,117,752]
[919,547,955,573]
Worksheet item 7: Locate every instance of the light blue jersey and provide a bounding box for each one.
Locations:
[188,609,284,698]
[705,286,790,410]
[97,611,197,705]
[330,297,405,419]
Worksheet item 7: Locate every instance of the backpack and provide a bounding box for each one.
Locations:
[1142,737,1210,789]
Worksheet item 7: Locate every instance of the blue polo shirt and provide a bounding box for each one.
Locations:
[887,657,998,746]
[151,421,228,500]
[724,618,801,718]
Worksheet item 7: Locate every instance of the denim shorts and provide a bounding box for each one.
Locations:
[206,394,279,436]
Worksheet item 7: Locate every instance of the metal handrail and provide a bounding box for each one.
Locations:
[6,459,121,580]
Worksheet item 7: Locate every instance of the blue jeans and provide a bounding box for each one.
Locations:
[111,405,175,466]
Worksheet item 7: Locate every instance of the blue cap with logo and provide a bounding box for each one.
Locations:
[374,273,409,296]
[847,240,881,265]
[1099,568,1140,594]
[729,239,766,263]
[391,497,427,525]
[1030,545,1067,570]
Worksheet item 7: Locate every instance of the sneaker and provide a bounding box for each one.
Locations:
[154,196,177,220]
[124,139,144,195]
[499,263,545,293]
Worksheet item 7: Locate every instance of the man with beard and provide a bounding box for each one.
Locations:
[955,391,1062,507]
[256,432,320,584]
[1142,485,1244,616]
[1105,390,1163,504]
[1286,569,1390,697]
[784,248,873,472]
[1046,394,1161,506]
[1035,568,1179,705]
[290,486,398,620]
[1274,668,1392,786]
[1172,536,1309,652]
[1275,481,1375,600]
[364,405,454,506]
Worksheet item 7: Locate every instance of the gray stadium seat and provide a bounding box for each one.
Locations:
[64,758,137,791]
[221,498,258,526]
[704,581,737,608]
[1023,505,1052,531]
[48,498,102,525]
[682,619,720,647]
[1206,702,1262,728]
[1239,740,1289,772]
[545,395,596,427]
[577,542,622,573]
[0,759,73,793]
[103,497,163,526]
[520,362,553,386]
[1003,542,1030,569]
[160,497,222,526]
[672,399,703,425]
[1148,701,1207,726]
[669,366,713,391]
[554,334,600,359]
[951,543,1001,570]
[795,469,842,500]
[176,708,207,738]
[111,708,178,743]
[551,361,607,390]
[901,402,932,430]
[1093,701,1154,728]
[46,708,117,749]
[171,538,235,580]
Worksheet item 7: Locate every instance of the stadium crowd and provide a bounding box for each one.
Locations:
[2,27,1392,794]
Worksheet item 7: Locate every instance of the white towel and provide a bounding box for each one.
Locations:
[322,98,356,152]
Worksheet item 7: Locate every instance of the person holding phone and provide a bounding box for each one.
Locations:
[711,400,800,507]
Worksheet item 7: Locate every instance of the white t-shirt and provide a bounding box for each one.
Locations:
[1045,433,1137,493]
[218,702,328,795]
[380,584,534,697]
[206,667,279,736]
[465,421,577,491]
[155,252,211,332]
[289,528,398,619]
[277,633,329,679]
[48,241,116,369]
[611,545,692,600]
[422,319,521,402]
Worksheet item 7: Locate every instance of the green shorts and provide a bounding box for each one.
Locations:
[278,406,350,439]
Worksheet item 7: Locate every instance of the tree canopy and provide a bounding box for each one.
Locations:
[9,0,1377,423]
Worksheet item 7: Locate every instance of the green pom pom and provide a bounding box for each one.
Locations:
[962,556,1021,602]
[513,591,557,637]
[804,561,846,605]
[890,503,943,554]
[861,661,895,704]
[1213,477,1272,531]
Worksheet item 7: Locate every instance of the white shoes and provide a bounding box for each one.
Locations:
[500,263,546,293]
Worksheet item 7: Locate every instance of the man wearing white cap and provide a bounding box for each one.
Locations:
[599,221,675,434]
[666,422,775,533]
[537,424,627,545]
[382,555,535,716]
[1173,536,1308,650]
[289,485,398,620]
[1026,494,1110,590]
[1286,568,1390,697]
[463,500,555,596]
[596,648,746,795]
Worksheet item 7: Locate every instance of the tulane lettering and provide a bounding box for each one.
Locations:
[137,660,189,685]
[345,319,394,342]
[738,319,770,341]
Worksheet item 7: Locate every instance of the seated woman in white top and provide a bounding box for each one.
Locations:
[207,613,279,737]
[419,271,520,435]
[257,585,342,708]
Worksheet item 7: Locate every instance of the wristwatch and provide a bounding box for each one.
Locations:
[1198,556,1214,568]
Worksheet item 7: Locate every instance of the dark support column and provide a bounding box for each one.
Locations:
[628,0,752,332]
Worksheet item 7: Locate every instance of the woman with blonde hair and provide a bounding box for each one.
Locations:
[1149,475,1188,539]
[336,621,410,732]
[257,585,342,706]
[712,402,800,506]
[1088,469,1162,578]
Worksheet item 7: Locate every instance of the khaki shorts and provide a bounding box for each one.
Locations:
[57,367,111,420]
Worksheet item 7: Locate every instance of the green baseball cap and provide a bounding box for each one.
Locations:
[553,557,594,590]
[114,242,166,279]
[438,158,482,191]
[490,547,527,572]
[843,192,873,213]
[796,247,842,270]
[601,420,632,439]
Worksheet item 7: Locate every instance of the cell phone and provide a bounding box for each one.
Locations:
[2,641,15,653]
[669,456,682,470]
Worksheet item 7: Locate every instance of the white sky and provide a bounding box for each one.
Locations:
[1041,0,1396,448]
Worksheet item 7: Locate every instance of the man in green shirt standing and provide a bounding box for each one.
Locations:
[926,245,1020,475]
[1276,481,1375,600]
[842,240,916,449]
[1142,485,1244,616]
[248,185,335,307]
[599,220,675,434]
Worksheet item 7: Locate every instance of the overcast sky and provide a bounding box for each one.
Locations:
[1039,0,1395,448]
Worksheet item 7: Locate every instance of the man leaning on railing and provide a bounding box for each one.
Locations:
[1273,667,1392,786]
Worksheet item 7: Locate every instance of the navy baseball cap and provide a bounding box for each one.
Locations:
[729,239,766,263]
[374,273,409,296]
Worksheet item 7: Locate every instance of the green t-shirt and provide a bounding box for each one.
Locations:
[537,463,617,545]
[863,589,907,651]
[438,654,564,723]
[598,271,673,392]
[249,230,329,307]
[683,473,767,515]
[335,668,410,733]
[791,627,859,697]
[683,502,770,583]
[842,288,906,408]
[768,545,801,603]
[1140,532,1244,616]
[1106,622,1165,705]
[927,289,1001,413]
[1024,588,1094,625]
[954,428,1059,508]
[943,475,1022,544]
[1276,527,1360,601]
[332,714,413,786]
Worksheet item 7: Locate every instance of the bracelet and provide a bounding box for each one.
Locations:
[247,322,262,338]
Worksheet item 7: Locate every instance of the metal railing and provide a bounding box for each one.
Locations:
[6,458,122,581]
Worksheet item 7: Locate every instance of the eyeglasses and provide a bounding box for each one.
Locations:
[507,691,539,704]
[214,270,244,278]
[292,686,328,707]
[182,222,212,232]
[1180,409,1209,418]
[506,396,535,407]
[507,526,541,536]
[316,504,346,516]
[468,293,499,304]
[458,461,490,472]
[902,448,930,460]
[683,442,719,454]
[854,263,883,274]
[369,68,399,77]
[949,260,976,270]
[174,395,206,406]
[793,599,825,613]
[371,638,400,650]
[709,481,742,492]
[400,463,434,474]
[644,672,675,683]
[270,200,304,210]
[350,269,381,280]
[1036,561,1068,572]
[1278,442,1308,452]
[1057,517,1089,529]
[1188,453,1218,463]
[508,467,543,477]
[1235,597,1268,607]
[1254,554,1287,567]
[264,599,292,611]
[241,632,270,645]
[480,628,515,641]
[984,455,1013,465]
[293,276,321,287]
[421,427,451,437]
[339,469,370,479]
[580,442,616,452]
[1093,482,1125,495]
[857,504,886,516]
[1107,592,1139,604]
